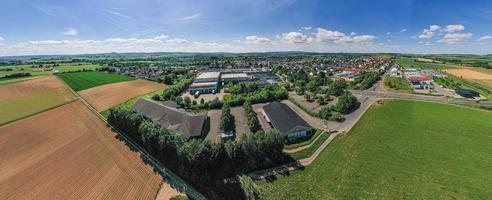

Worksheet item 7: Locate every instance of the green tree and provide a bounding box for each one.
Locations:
[334,92,359,114]
[220,103,235,133]
[238,175,261,200]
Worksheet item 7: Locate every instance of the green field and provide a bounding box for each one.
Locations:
[56,71,135,91]
[258,100,492,199]
[0,63,102,77]
[0,90,71,125]
[395,57,454,69]
[0,75,46,85]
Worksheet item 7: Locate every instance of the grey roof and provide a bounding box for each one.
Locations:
[262,102,312,134]
[133,98,207,138]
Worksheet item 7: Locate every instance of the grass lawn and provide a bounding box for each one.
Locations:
[257,100,492,199]
[56,71,135,91]
[0,90,71,125]
[284,130,322,150]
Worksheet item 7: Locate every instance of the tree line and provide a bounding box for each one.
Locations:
[107,108,290,199]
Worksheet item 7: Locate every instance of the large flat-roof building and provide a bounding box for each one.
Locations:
[133,98,209,138]
[261,102,313,142]
[190,72,221,94]
[221,73,251,83]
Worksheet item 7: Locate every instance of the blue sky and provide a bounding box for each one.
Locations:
[1,0,491,56]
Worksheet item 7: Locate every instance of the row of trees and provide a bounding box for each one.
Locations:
[222,85,288,107]
[243,101,262,133]
[352,70,383,90]
[153,77,194,101]
[220,103,235,133]
[107,107,289,199]
[225,82,259,95]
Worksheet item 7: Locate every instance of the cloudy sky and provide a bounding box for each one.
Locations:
[1,0,492,56]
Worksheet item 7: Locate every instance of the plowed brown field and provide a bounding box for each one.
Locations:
[0,100,163,200]
[79,79,165,112]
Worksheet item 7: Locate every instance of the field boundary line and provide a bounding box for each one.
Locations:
[0,98,77,127]
[55,76,207,200]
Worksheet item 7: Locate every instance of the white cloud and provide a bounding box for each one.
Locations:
[301,26,312,30]
[386,32,391,35]
[315,28,376,44]
[62,28,78,36]
[0,36,4,45]
[245,35,272,44]
[478,35,492,42]
[419,25,440,39]
[444,24,465,32]
[180,13,201,21]
[280,32,313,44]
[429,25,440,32]
[438,33,472,44]
[400,28,407,32]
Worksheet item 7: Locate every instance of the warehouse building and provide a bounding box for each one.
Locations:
[190,72,221,94]
[133,98,209,138]
[261,102,313,142]
[221,73,251,83]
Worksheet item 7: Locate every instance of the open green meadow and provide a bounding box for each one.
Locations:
[56,71,135,91]
[258,100,492,199]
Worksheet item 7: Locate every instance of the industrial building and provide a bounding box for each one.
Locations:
[261,102,313,142]
[455,88,480,98]
[221,73,251,83]
[189,72,221,94]
[133,98,209,138]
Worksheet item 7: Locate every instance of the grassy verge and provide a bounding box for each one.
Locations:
[257,99,492,199]
[288,132,330,160]
[284,129,322,150]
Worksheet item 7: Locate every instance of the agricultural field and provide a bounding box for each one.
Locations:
[258,100,492,199]
[0,76,76,125]
[56,71,135,91]
[79,79,166,112]
[0,100,165,199]
[444,67,492,88]
[0,75,47,85]
[395,57,452,69]
[0,63,102,77]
